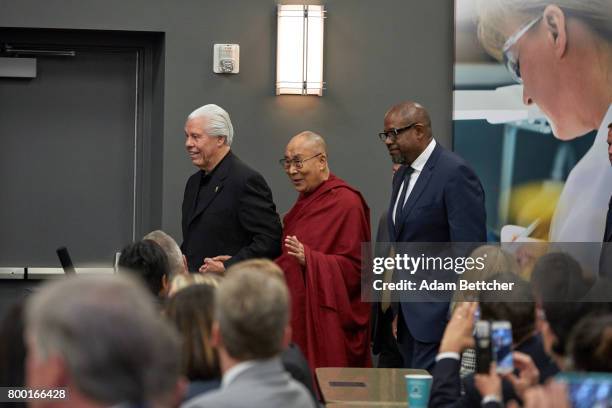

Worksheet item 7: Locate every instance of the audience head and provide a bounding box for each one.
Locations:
[567,314,612,372]
[24,274,182,407]
[168,272,222,297]
[144,229,188,278]
[382,101,432,165]
[453,245,519,304]
[530,253,606,362]
[479,273,536,345]
[165,284,220,381]
[213,259,290,367]
[540,300,611,363]
[185,104,233,172]
[283,131,329,194]
[119,239,170,297]
[531,252,592,303]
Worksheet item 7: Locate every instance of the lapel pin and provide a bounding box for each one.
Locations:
[215,185,219,193]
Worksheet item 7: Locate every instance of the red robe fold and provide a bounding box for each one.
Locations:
[276,174,371,370]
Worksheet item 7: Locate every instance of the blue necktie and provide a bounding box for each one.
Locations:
[395,166,414,225]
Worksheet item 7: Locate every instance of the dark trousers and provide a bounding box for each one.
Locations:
[396,308,439,372]
[372,307,404,368]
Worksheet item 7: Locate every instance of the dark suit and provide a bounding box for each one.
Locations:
[388,142,486,370]
[600,196,612,278]
[181,151,282,271]
[429,335,559,408]
[371,211,403,368]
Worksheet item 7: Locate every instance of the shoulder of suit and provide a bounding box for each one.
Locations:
[230,154,266,180]
[187,170,202,184]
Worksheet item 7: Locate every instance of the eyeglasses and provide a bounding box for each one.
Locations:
[378,123,418,142]
[279,153,322,170]
[502,15,542,84]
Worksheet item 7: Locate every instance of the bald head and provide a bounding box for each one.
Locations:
[288,131,328,155]
[284,131,330,193]
[382,101,434,165]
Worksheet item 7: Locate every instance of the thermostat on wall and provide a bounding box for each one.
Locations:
[213,44,239,74]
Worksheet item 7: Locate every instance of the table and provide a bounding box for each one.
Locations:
[316,367,430,407]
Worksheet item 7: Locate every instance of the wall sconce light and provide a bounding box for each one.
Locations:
[276,5,325,96]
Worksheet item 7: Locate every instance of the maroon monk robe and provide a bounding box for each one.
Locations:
[276,173,371,370]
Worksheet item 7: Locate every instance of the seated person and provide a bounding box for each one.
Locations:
[429,273,559,407]
[168,272,221,297]
[23,274,184,407]
[118,239,170,298]
[165,284,221,402]
[183,259,316,408]
[567,314,612,372]
[531,253,611,369]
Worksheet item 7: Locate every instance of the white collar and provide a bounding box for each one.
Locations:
[221,360,258,388]
[410,138,436,172]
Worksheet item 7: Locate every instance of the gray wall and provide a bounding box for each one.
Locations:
[0,0,453,241]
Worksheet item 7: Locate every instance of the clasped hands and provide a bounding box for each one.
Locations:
[199,255,231,274]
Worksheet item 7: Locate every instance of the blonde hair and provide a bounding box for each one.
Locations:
[452,245,519,306]
[168,273,221,297]
[476,0,612,60]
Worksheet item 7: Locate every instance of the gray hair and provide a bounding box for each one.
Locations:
[476,0,612,61]
[187,104,234,146]
[144,230,185,280]
[25,274,181,405]
[216,260,289,360]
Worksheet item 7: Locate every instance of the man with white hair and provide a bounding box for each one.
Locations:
[144,229,189,291]
[24,274,184,408]
[181,104,282,274]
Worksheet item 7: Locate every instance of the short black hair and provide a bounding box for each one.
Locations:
[479,273,535,344]
[568,314,612,372]
[531,252,592,303]
[118,240,169,296]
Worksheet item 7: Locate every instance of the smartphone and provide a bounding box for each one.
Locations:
[491,321,513,374]
[556,372,612,408]
[474,320,492,374]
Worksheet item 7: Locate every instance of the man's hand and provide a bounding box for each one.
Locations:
[474,362,502,402]
[198,255,231,275]
[439,302,478,354]
[285,235,306,266]
[504,352,540,400]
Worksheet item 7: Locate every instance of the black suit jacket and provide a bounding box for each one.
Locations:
[388,142,487,342]
[181,151,282,271]
[429,335,559,408]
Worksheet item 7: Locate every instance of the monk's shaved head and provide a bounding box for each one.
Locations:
[284,131,330,193]
[384,101,432,137]
[288,131,328,155]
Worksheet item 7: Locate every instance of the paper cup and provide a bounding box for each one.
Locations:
[405,374,433,408]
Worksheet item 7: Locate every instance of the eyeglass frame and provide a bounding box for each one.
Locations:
[502,15,542,84]
[279,153,323,170]
[378,123,419,142]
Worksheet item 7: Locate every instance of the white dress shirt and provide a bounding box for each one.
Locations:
[549,104,612,272]
[392,138,437,224]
